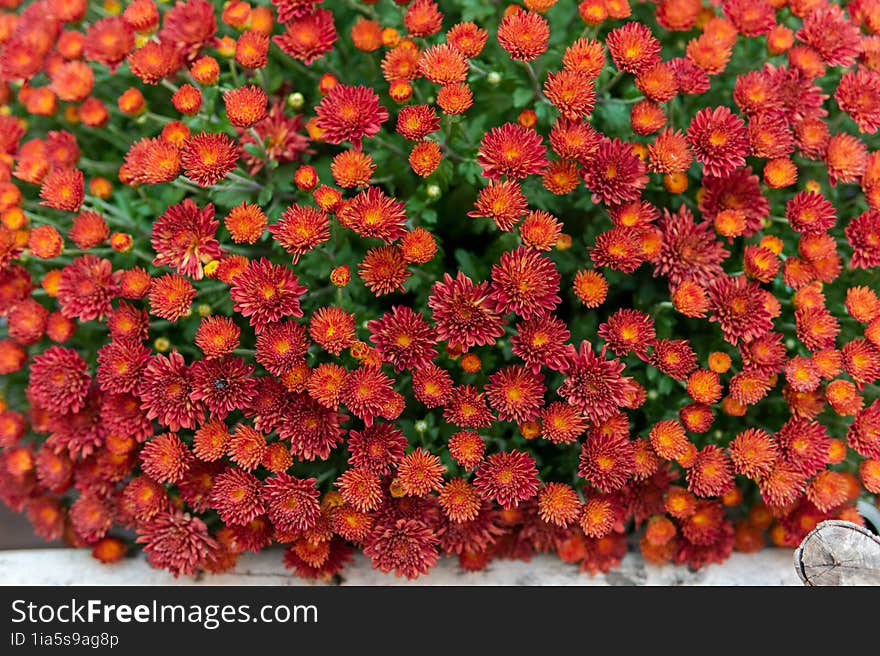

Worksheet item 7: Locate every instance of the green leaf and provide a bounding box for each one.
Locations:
[454,248,483,280]
[258,185,274,206]
[512,86,534,108]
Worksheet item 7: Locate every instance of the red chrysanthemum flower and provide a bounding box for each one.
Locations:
[340,366,397,426]
[843,339,880,388]
[650,338,698,381]
[331,149,375,188]
[158,0,216,56]
[558,341,627,423]
[367,306,437,373]
[336,467,383,512]
[795,307,839,351]
[268,204,330,264]
[581,137,648,206]
[538,483,581,528]
[96,339,150,395]
[27,346,90,416]
[806,470,849,513]
[140,433,191,484]
[825,133,867,186]
[728,370,773,406]
[578,430,635,493]
[728,428,777,479]
[330,503,374,542]
[278,394,346,461]
[723,0,775,37]
[648,127,692,174]
[654,206,729,288]
[189,356,256,419]
[428,272,505,351]
[707,275,774,346]
[339,186,407,243]
[519,210,563,252]
[417,43,468,85]
[686,106,749,178]
[748,111,794,160]
[539,402,587,445]
[230,258,307,333]
[273,8,337,64]
[606,22,662,75]
[848,399,880,459]
[562,37,606,78]
[39,168,83,212]
[598,308,655,358]
[438,478,481,523]
[358,245,410,296]
[474,450,540,509]
[846,287,880,323]
[796,4,861,67]
[835,68,880,135]
[262,474,321,534]
[347,422,407,476]
[139,351,205,431]
[489,246,561,320]
[397,448,445,496]
[56,255,119,322]
[363,518,439,579]
[69,211,109,250]
[195,316,241,360]
[467,179,529,232]
[404,0,443,37]
[305,361,345,409]
[579,494,620,539]
[192,419,230,462]
[396,104,440,142]
[550,117,601,161]
[686,445,734,498]
[447,430,485,470]
[497,10,549,62]
[224,85,268,128]
[485,365,545,424]
[846,210,880,270]
[510,313,571,373]
[149,274,195,322]
[84,16,135,69]
[447,21,488,58]
[240,102,309,174]
[137,511,218,578]
[180,131,239,187]
[151,199,222,280]
[210,467,265,526]
[544,69,597,120]
[122,137,182,185]
[477,122,548,182]
[776,417,831,478]
[786,191,836,235]
[283,538,353,579]
[308,306,355,356]
[443,385,493,429]
[412,363,453,408]
[315,84,388,149]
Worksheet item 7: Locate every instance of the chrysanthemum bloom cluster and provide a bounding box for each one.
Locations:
[0,0,879,580]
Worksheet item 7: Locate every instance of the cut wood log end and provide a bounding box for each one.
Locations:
[794,520,880,586]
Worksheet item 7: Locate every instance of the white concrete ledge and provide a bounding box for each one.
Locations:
[0,548,801,586]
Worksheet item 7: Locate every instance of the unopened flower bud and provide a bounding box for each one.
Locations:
[287,92,304,110]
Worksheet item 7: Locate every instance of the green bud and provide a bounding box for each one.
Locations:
[287,92,305,110]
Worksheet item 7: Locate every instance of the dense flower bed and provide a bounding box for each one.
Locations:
[1,0,879,580]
